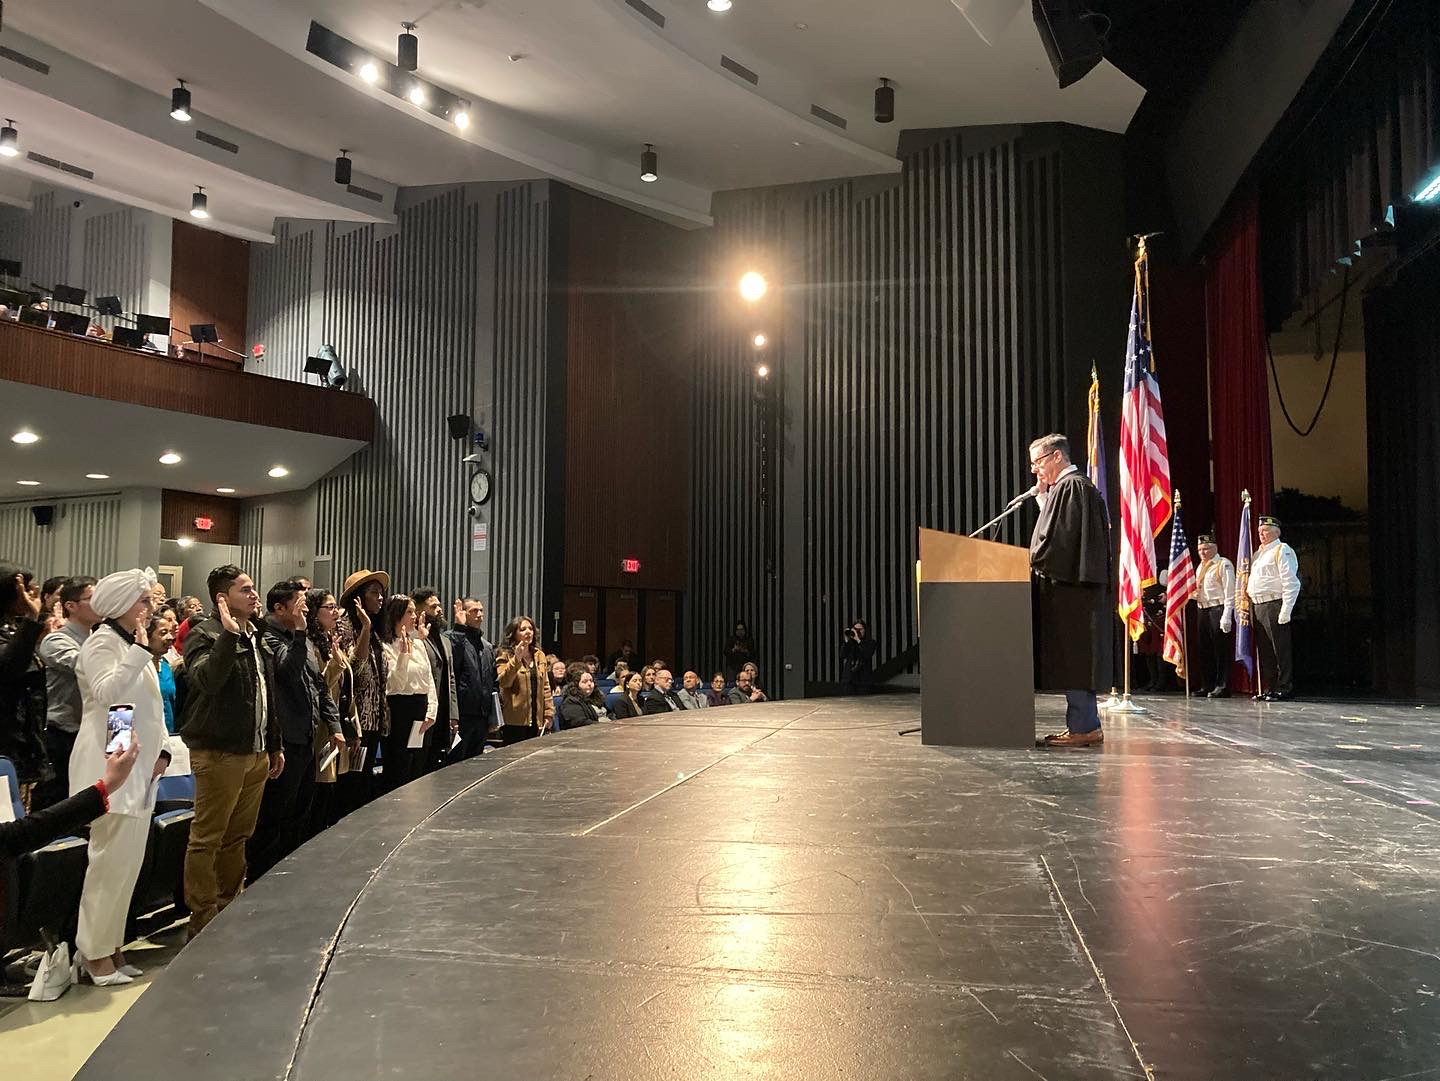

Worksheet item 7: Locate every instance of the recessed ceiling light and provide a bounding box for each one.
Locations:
[85,473,110,480]
[753,332,767,348]
[216,487,236,494]
[268,465,289,478]
[408,83,427,106]
[359,61,380,84]
[454,108,471,130]
[708,0,732,10]
[176,536,194,548]
[10,430,38,444]
[16,480,40,486]
[756,364,770,378]
[159,452,182,465]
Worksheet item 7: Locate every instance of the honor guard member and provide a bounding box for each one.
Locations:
[1194,534,1236,698]
[1244,515,1300,701]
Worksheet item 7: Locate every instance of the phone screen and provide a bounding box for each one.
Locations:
[106,704,135,754]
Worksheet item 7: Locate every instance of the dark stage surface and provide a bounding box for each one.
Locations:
[78,695,1440,1080]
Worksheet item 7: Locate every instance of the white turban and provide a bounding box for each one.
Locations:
[91,567,158,620]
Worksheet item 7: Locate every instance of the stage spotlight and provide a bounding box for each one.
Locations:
[454,105,471,130]
[398,22,418,72]
[335,149,352,185]
[0,119,18,158]
[739,271,767,302]
[190,186,209,219]
[752,333,767,348]
[306,343,348,388]
[358,60,380,84]
[640,144,658,183]
[708,0,732,10]
[408,83,427,106]
[874,78,894,124]
[170,80,192,122]
[756,364,770,378]
[1032,0,1104,89]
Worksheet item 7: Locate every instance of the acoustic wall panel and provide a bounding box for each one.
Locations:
[79,206,148,327]
[22,189,72,291]
[247,223,313,383]
[0,494,122,582]
[66,496,122,578]
[0,502,56,580]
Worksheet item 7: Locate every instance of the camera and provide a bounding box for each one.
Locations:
[843,627,856,640]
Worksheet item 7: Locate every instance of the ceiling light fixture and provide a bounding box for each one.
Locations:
[708,0,733,11]
[216,487,236,494]
[189,186,209,219]
[407,83,427,107]
[176,536,194,548]
[358,60,380,84]
[0,120,18,158]
[170,79,192,122]
[752,333,767,348]
[640,143,658,183]
[335,149,352,186]
[159,451,182,465]
[738,271,767,302]
[85,473,110,480]
[756,364,770,378]
[268,465,290,479]
[453,105,471,130]
[875,77,895,124]
[10,430,38,445]
[398,22,419,72]
[16,480,39,486]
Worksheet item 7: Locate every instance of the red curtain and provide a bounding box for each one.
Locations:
[1205,192,1275,692]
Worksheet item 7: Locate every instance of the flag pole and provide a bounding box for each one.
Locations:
[1177,488,1190,700]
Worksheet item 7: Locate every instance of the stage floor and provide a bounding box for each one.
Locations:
[78,694,1440,1080]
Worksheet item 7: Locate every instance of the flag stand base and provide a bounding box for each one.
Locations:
[1106,695,1147,714]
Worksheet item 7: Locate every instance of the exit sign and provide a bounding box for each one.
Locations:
[621,558,641,574]
[193,516,214,532]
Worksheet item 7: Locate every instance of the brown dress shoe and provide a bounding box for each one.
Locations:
[1041,729,1104,748]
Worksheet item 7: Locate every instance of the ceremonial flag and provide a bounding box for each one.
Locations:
[1233,492,1255,676]
[1162,496,1197,677]
[1116,243,1173,640]
[1086,366,1109,513]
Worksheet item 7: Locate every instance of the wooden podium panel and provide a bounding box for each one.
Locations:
[918,530,1035,748]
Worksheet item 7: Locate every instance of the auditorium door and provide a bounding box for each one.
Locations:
[559,588,598,660]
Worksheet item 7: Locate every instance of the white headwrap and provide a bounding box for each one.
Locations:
[91,567,158,620]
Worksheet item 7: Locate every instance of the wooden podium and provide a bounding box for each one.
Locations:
[917,527,1035,748]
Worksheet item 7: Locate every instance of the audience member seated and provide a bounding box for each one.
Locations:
[33,577,98,811]
[581,654,600,677]
[706,672,729,706]
[605,639,639,674]
[558,664,606,728]
[611,671,646,719]
[72,568,172,985]
[1,566,52,802]
[549,657,569,693]
[728,669,766,705]
[741,662,770,701]
[378,594,437,791]
[640,665,657,694]
[642,669,685,714]
[496,616,553,744]
[607,659,631,686]
[0,739,138,861]
[675,671,709,709]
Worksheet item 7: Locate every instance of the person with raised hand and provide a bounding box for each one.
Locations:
[377,594,437,791]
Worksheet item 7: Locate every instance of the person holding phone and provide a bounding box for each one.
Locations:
[70,567,171,985]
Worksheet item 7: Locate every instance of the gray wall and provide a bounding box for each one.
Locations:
[688,125,1125,694]
[0,492,131,582]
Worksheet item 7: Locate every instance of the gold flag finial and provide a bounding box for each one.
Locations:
[1174,488,1182,509]
[1241,489,1252,504]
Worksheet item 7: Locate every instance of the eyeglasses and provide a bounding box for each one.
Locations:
[317,603,339,611]
[1029,449,1057,468]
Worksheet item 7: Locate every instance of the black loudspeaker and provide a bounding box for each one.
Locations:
[31,505,55,528]
[447,414,471,440]
[1031,0,1104,89]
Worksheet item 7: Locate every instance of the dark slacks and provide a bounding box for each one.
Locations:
[502,724,538,747]
[30,726,76,812]
[1252,599,1293,695]
[1198,606,1232,691]
[382,694,430,793]
[246,738,315,883]
[454,713,488,760]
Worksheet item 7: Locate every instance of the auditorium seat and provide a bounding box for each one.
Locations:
[605,690,622,712]
[154,773,195,814]
[128,802,194,928]
[0,757,89,954]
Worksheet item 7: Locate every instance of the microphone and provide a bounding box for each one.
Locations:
[1004,485,1039,510]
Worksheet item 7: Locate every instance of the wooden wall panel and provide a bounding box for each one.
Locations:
[603,588,639,662]
[171,219,250,355]
[560,189,698,592]
[161,489,240,544]
[644,590,678,672]
[558,587,598,661]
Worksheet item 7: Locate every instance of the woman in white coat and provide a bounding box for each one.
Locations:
[70,568,171,985]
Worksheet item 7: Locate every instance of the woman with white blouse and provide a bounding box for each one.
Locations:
[377,594,437,792]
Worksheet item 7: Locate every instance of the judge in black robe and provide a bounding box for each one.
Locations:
[1028,434,1113,745]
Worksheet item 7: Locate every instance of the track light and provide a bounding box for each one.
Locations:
[358,60,380,84]
[335,149,352,186]
[453,104,471,130]
[407,83,427,106]
[640,143,658,183]
[190,186,209,219]
[874,78,895,124]
[170,79,192,122]
[398,22,418,72]
[0,120,18,158]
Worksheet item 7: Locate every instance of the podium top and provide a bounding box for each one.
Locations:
[918,527,1030,583]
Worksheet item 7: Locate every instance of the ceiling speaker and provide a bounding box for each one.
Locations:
[1031,0,1104,89]
[31,505,54,528]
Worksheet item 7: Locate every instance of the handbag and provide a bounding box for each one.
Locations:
[28,935,72,1002]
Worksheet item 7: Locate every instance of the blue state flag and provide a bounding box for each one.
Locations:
[1233,495,1254,676]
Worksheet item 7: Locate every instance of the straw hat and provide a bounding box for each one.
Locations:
[340,568,390,602]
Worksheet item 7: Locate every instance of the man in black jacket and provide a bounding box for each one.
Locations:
[642,669,685,714]
[178,565,283,938]
[447,598,495,760]
[412,589,460,772]
[247,580,341,881]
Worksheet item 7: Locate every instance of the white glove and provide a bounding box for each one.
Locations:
[1278,611,1291,626]
[1220,616,1232,634]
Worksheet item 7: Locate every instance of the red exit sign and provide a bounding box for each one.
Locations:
[193,516,214,532]
[620,558,641,574]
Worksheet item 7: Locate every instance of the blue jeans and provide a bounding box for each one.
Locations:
[1064,690,1101,734]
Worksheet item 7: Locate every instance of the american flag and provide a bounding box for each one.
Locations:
[1162,499,1197,677]
[1117,246,1173,640]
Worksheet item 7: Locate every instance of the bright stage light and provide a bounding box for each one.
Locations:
[739,271,767,302]
[752,333,767,348]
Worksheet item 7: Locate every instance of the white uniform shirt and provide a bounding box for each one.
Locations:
[1245,540,1301,621]
[1196,556,1236,615]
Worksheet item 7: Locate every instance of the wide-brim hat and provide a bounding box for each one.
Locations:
[340,568,390,602]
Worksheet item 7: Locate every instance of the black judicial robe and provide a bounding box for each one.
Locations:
[1029,469,1113,692]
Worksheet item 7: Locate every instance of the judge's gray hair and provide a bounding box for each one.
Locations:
[1029,433,1071,462]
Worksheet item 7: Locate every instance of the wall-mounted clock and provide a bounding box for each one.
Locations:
[469,469,492,505]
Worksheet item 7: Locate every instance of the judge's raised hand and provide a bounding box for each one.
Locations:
[216,594,240,634]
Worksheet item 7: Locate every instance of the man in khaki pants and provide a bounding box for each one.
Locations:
[177,565,283,938]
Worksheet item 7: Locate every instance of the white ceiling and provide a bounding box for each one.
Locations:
[0,380,366,499]
[1,0,1143,232]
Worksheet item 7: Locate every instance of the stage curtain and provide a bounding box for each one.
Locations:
[1363,242,1440,699]
[1205,193,1275,693]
